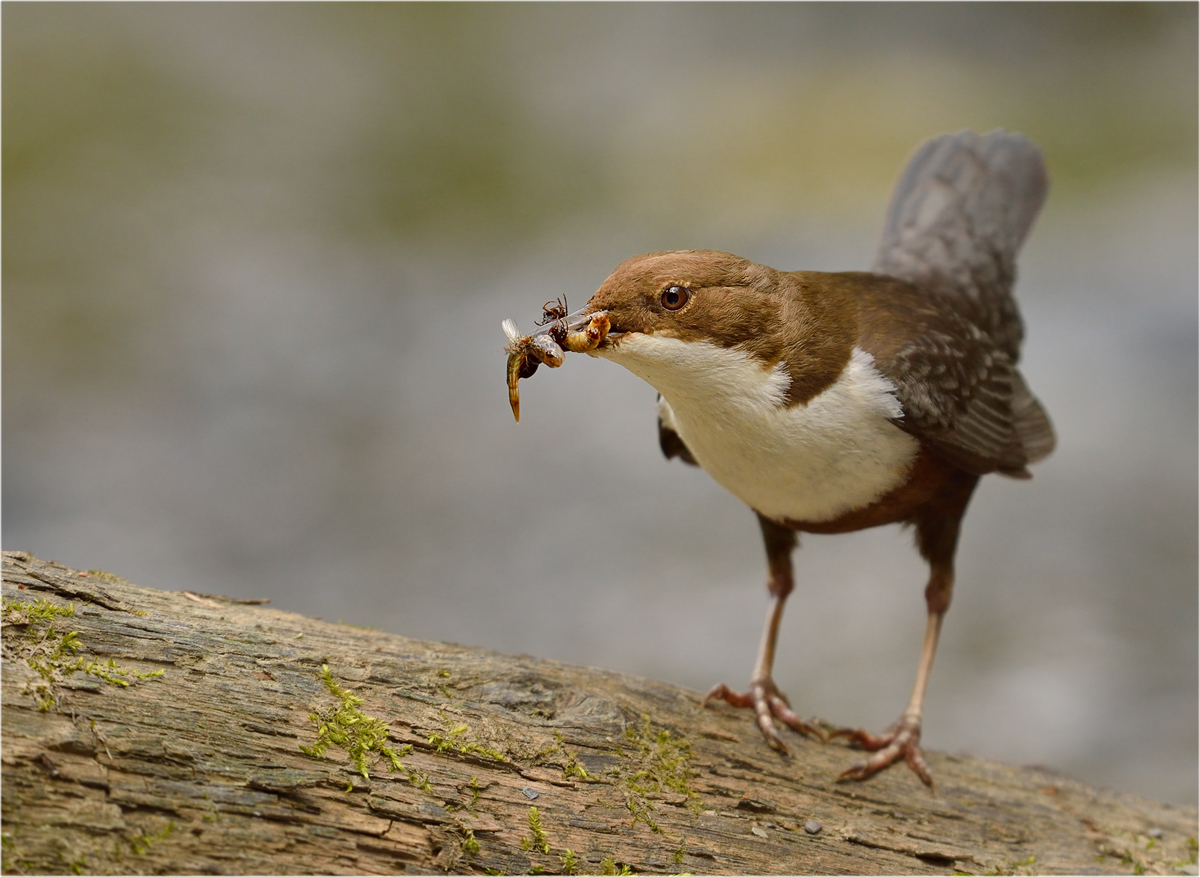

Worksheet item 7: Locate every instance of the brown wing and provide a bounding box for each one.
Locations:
[879,307,1033,476]
[867,131,1055,475]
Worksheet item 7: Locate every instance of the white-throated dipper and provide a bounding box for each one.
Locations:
[507,130,1055,788]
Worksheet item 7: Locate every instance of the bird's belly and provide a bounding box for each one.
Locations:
[601,338,920,524]
[674,400,920,523]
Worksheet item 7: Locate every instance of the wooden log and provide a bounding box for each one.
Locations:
[2,550,1195,875]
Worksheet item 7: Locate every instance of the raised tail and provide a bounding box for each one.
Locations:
[872,130,1048,361]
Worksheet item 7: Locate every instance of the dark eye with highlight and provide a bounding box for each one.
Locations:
[661,285,690,311]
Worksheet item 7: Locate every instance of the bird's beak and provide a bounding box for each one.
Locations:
[563,306,622,347]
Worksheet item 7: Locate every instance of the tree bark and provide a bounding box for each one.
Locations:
[2,550,1195,875]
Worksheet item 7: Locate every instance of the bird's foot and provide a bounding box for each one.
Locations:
[831,712,934,790]
[702,679,830,754]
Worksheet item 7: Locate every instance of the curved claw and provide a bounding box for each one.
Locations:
[833,715,934,790]
[702,679,829,754]
[829,724,896,751]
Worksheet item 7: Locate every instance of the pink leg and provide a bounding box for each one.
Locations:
[833,471,978,790]
[702,515,828,751]
[703,590,829,751]
[833,610,942,789]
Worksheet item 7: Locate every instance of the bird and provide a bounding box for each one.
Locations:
[564,130,1055,788]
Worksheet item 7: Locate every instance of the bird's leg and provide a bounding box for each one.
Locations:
[703,514,828,752]
[833,472,979,790]
[833,591,946,788]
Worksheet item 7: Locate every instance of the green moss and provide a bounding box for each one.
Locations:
[624,795,661,835]
[468,775,483,809]
[79,656,164,687]
[1,831,18,873]
[2,595,76,625]
[129,821,174,855]
[553,729,592,781]
[528,806,550,854]
[428,721,507,762]
[985,855,1038,876]
[599,857,635,875]
[300,664,413,781]
[519,806,551,855]
[457,823,480,855]
[615,715,699,832]
[57,851,89,875]
[623,715,694,797]
[560,848,579,875]
[1,596,163,709]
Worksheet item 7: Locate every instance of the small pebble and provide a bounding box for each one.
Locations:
[804,819,823,835]
[1149,828,1164,839]
[751,825,768,839]
[521,786,539,800]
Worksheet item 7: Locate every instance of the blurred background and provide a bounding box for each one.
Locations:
[4,4,1196,806]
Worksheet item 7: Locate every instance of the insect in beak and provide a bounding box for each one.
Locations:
[502,308,610,422]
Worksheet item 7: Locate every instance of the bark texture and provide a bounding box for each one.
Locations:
[2,550,1196,875]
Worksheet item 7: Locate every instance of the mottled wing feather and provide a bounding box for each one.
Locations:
[871,130,1054,475]
[874,309,1008,473]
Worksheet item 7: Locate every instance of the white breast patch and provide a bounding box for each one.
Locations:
[597,335,919,523]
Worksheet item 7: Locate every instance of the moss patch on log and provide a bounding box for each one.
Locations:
[1,595,163,711]
[299,663,414,783]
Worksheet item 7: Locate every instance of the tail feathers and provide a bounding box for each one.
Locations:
[873,130,1049,359]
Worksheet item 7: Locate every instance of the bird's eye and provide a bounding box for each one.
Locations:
[661,285,690,311]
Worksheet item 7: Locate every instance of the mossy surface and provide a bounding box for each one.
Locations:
[428,721,507,763]
[616,714,699,833]
[0,595,163,710]
[523,806,550,854]
[598,856,636,875]
[457,822,480,855]
[553,729,593,781]
[300,663,415,781]
[128,821,175,856]
[5,551,1191,876]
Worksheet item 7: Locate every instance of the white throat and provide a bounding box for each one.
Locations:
[597,335,919,523]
